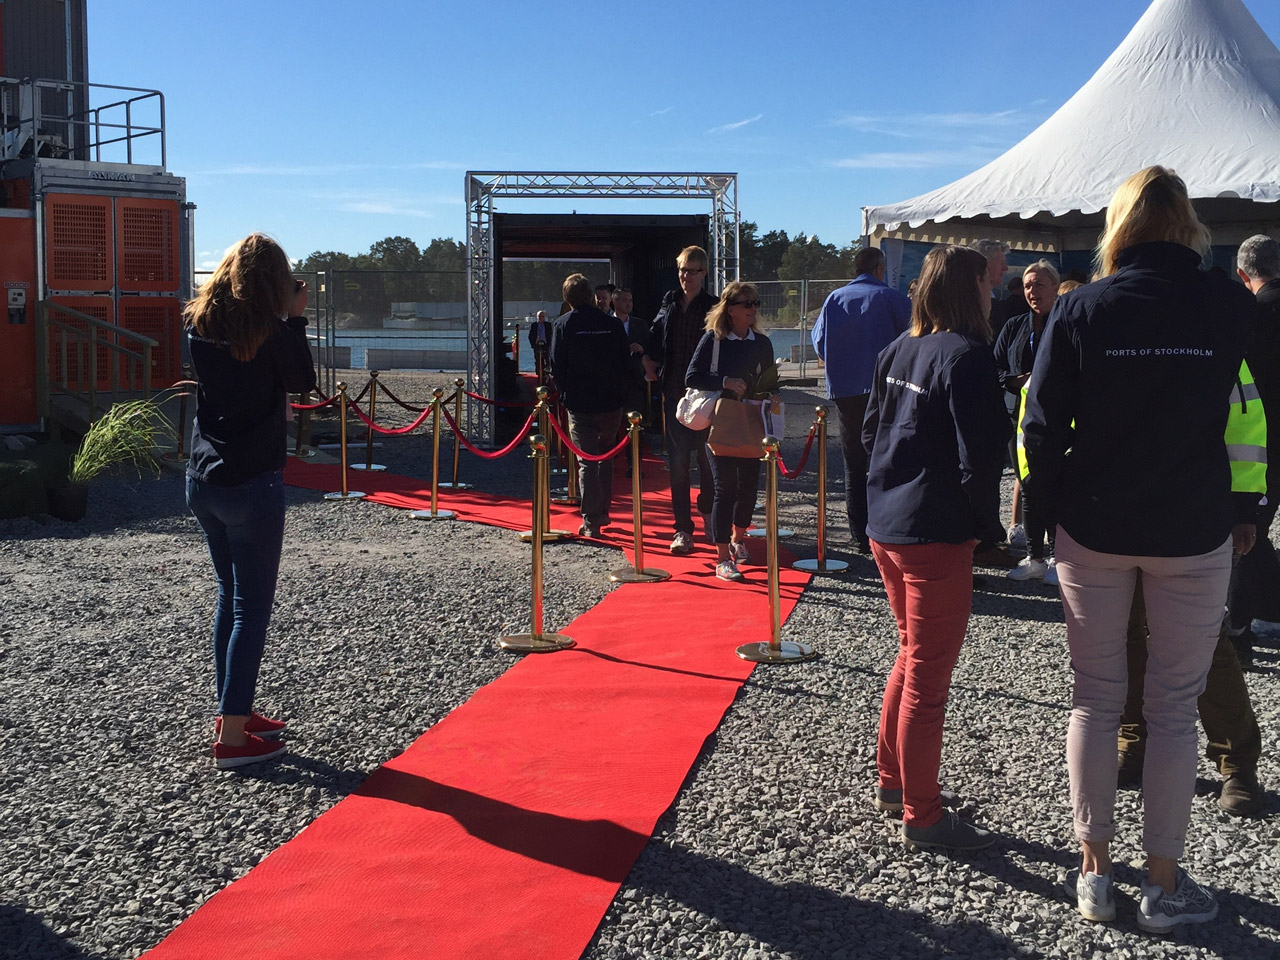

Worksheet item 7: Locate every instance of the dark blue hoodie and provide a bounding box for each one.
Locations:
[1022,242,1253,557]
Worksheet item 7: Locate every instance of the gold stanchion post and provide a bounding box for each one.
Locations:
[551,404,580,506]
[438,377,472,490]
[611,412,671,584]
[351,371,386,472]
[324,382,366,501]
[736,437,816,663]
[747,409,796,539]
[411,387,456,520]
[520,387,570,541]
[501,434,575,653]
[793,406,848,574]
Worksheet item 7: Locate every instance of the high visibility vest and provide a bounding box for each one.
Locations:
[1016,361,1266,495]
[1227,360,1267,496]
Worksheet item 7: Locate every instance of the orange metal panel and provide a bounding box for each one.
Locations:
[0,216,38,426]
[118,296,181,388]
[117,198,179,292]
[45,194,113,291]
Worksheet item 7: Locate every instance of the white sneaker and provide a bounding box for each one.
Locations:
[1138,867,1217,932]
[1044,558,1059,586]
[670,531,694,556]
[1069,868,1116,923]
[1007,557,1048,581]
[1008,523,1027,548]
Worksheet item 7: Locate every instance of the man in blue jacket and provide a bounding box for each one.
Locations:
[811,246,910,553]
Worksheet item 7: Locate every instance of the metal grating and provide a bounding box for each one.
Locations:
[118,200,179,291]
[46,195,112,290]
[119,296,180,386]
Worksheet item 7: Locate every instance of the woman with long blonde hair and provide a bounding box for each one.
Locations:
[1023,167,1253,930]
[185,233,317,770]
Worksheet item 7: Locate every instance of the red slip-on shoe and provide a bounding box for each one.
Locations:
[213,734,287,770]
[214,712,287,740]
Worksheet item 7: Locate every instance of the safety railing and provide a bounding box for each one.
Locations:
[0,76,165,166]
[38,300,157,419]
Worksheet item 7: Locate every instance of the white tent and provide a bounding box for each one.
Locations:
[862,0,1280,252]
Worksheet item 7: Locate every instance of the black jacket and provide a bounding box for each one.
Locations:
[187,316,317,486]
[862,330,1010,545]
[645,289,718,395]
[1249,278,1280,485]
[992,310,1042,396]
[548,305,630,414]
[1023,242,1253,557]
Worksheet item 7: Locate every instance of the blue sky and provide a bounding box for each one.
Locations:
[88,0,1280,270]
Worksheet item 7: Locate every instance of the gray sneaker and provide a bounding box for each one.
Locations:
[1138,867,1217,933]
[874,785,961,817]
[1066,868,1116,923]
[669,531,694,555]
[901,809,994,852]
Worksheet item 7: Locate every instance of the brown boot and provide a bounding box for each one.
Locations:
[1219,770,1264,817]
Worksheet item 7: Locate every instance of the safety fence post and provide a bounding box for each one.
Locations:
[520,386,570,541]
[438,377,472,490]
[793,406,848,574]
[324,383,366,501]
[501,434,576,653]
[736,437,816,664]
[411,386,456,521]
[610,411,672,584]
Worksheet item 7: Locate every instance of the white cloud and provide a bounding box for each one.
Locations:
[831,109,1026,135]
[649,106,673,117]
[831,148,997,170]
[338,200,434,218]
[707,113,764,135]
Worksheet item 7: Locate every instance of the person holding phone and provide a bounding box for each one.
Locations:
[184,233,317,770]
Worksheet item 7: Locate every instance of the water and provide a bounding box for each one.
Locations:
[333,326,811,373]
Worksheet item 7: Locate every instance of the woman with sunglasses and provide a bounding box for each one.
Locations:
[863,244,1010,850]
[685,282,778,581]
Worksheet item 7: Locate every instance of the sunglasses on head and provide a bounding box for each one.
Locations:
[729,299,761,308]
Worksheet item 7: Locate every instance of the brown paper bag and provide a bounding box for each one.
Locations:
[707,398,766,458]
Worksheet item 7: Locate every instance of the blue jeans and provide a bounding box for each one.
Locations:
[186,469,286,717]
[709,454,762,544]
[663,393,713,535]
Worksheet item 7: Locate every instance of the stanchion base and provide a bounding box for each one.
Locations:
[735,640,817,663]
[517,529,573,542]
[746,528,796,539]
[792,558,850,574]
[324,491,366,500]
[499,632,575,653]
[288,448,319,459]
[550,496,582,506]
[609,566,672,583]
[410,509,457,520]
[161,452,188,463]
[350,463,387,472]
[437,482,473,490]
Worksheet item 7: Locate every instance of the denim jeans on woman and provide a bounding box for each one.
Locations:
[1055,527,1233,859]
[186,469,286,717]
[708,454,761,543]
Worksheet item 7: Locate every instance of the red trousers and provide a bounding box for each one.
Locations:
[872,539,975,827]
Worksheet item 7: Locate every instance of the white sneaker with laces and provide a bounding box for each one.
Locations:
[1069,869,1116,923]
[715,559,745,582]
[731,540,751,564]
[1007,557,1048,581]
[670,531,694,555]
[1138,867,1217,932]
[1008,523,1027,548]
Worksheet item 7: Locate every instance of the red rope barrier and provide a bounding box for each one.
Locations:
[347,398,433,435]
[440,405,539,460]
[291,392,337,411]
[544,414,632,462]
[777,425,817,479]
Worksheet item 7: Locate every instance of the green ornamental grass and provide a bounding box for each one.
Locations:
[68,397,175,485]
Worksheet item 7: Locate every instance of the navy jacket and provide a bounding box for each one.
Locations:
[645,289,718,395]
[862,330,1010,545]
[548,305,630,414]
[187,316,317,486]
[992,310,1042,397]
[686,330,777,400]
[1022,242,1253,557]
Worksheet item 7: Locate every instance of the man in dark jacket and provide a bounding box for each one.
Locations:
[549,273,630,537]
[643,245,717,555]
[1230,234,1280,661]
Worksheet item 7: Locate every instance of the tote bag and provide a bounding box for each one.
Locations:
[675,338,721,430]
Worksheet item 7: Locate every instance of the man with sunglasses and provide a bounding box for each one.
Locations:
[811,245,911,554]
[644,245,718,554]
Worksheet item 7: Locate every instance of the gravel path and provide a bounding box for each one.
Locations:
[3,373,1278,959]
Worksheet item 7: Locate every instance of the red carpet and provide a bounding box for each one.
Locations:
[146,452,812,960]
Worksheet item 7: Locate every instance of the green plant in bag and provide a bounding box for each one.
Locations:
[68,398,175,485]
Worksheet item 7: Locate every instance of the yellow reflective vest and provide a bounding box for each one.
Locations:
[1016,361,1266,496]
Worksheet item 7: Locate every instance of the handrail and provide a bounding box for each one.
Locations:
[38,300,160,419]
[0,76,166,167]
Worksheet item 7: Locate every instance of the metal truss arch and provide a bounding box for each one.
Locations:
[464,170,739,443]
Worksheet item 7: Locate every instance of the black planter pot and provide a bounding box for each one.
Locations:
[46,483,89,522]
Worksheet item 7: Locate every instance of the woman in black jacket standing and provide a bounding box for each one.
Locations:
[1023,167,1253,931]
[185,233,317,770]
[862,244,1010,852]
[685,282,778,582]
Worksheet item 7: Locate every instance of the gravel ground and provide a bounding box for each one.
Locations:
[3,370,1278,959]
